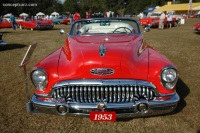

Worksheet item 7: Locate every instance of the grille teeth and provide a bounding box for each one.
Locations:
[52,85,156,103]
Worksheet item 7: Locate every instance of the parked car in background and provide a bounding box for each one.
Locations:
[60,18,70,24]
[147,12,161,18]
[18,19,54,30]
[0,18,12,28]
[27,18,180,119]
[140,17,178,28]
[52,17,64,24]
[193,22,200,32]
[190,14,200,18]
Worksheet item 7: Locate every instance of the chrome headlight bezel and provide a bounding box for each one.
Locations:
[160,66,178,90]
[30,68,48,91]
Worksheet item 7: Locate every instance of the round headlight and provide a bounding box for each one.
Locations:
[31,68,47,91]
[161,67,178,90]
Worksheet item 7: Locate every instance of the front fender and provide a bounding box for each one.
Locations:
[33,48,62,95]
[147,48,176,95]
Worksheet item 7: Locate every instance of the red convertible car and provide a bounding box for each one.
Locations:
[0,18,25,29]
[28,18,179,119]
[18,19,54,30]
[0,18,12,28]
[193,22,200,32]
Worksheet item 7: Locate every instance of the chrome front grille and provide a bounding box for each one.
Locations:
[51,82,156,103]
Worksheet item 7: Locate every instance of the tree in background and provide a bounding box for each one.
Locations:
[1,0,200,17]
[77,0,107,18]
[63,0,79,14]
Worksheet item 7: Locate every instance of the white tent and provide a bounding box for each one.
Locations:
[192,6,200,10]
[51,12,59,16]
[106,11,111,17]
[192,6,200,14]
[4,13,12,17]
[36,12,45,16]
[20,13,28,16]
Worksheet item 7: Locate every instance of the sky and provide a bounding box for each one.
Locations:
[59,0,65,4]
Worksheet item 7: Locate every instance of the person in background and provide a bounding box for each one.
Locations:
[46,15,48,20]
[104,12,107,17]
[140,12,144,19]
[10,14,16,30]
[147,12,152,18]
[49,15,52,20]
[159,11,166,30]
[167,12,173,28]
[24,16,27,21]
[143,13,146,18]
[69,14,73,24]
[73,12,81,21]
[86,12,91,19]
[0,16,2,22]
[20,15,23,20]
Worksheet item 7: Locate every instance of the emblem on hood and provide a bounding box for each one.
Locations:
[99,41,106,57]
[90,68,114,76]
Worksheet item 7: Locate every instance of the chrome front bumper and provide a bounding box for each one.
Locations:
[29,93,180,118]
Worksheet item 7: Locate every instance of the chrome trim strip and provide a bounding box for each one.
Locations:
[159,92,177,97]
[53,79,156,88]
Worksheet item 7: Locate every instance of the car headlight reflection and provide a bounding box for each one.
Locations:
[161,67,178,90]
[31,68,47,91]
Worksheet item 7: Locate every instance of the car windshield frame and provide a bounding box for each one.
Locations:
[69,18,141,36]
[151,13,161,17]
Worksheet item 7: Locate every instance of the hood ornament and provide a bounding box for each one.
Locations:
[99,41,106,57]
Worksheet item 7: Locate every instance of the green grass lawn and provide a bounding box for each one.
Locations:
[0,18,200,133]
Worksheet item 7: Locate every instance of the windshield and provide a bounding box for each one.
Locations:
[70,18,141,35]
[151,13,161,17]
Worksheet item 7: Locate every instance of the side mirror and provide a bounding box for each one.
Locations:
[60,29,65,34]
[144,26,150,32]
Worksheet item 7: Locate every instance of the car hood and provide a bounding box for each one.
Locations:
[58,34,149,80]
